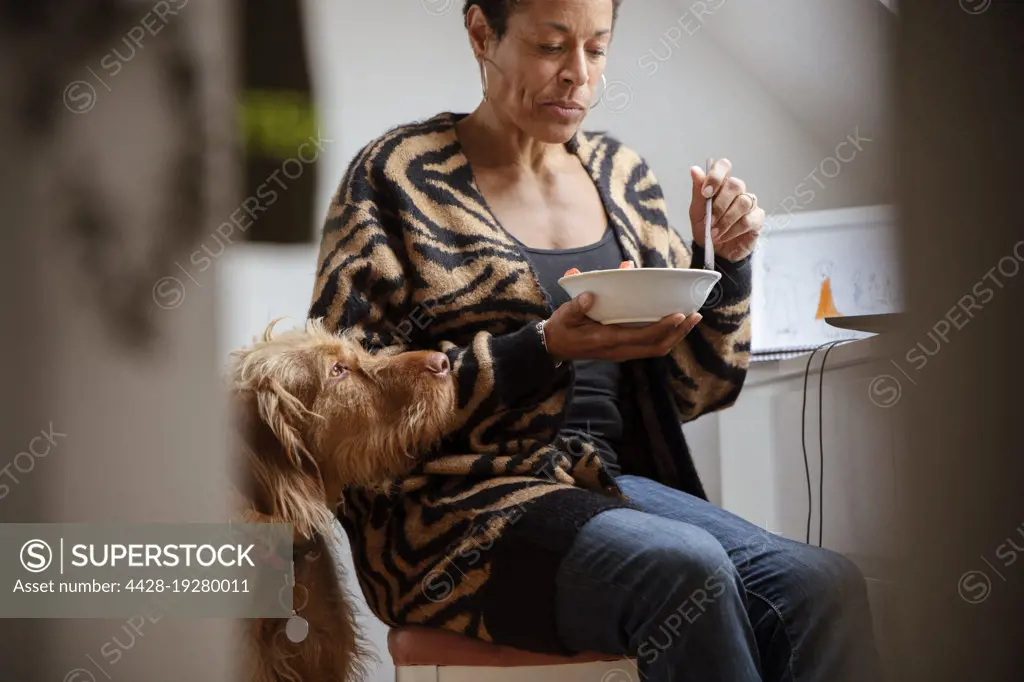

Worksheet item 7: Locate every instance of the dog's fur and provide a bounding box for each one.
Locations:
[230,319,456,682]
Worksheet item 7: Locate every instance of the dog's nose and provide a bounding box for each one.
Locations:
[425,352,450,376]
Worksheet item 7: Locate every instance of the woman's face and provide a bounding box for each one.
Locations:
[474,0,615,143]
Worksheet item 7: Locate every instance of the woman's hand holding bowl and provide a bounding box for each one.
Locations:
[543,292,703,363]
[544,160,762,362]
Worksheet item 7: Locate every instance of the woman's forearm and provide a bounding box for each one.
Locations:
[309,203,566,435]
[665,232,753,422]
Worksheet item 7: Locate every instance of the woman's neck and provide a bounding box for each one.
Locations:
[457,105,572,174]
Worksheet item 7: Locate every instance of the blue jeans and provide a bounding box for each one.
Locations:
[554,475,883,682]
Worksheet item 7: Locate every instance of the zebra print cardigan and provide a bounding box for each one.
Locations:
[309,112,752,654]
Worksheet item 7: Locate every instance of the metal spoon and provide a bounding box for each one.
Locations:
[704,156,715,269]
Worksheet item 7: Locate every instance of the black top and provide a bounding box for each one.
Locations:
[515,226,626,476]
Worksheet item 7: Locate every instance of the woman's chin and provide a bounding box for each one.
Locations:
[524,117,586,145]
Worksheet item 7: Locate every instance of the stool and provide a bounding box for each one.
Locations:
[389,626,638,682]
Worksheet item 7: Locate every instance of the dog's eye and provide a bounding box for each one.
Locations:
[330,362,349,378]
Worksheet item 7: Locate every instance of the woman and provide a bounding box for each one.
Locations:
[309,1,882,680]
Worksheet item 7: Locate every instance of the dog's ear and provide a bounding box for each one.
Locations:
[233,388,332,539]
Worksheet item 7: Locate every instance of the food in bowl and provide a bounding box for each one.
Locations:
[558,263,721,326]
[563,261,635,278]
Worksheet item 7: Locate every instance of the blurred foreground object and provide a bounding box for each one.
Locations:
[891,1,1024,681]
[0,0,238,680]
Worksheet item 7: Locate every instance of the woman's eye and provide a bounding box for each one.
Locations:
[539,44,562,53]
[588,49,607,58]
[330,362,349,378]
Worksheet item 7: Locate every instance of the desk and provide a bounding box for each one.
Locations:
[718,337,905,666]
[718,336,906,564]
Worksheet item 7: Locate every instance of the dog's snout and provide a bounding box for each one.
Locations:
[425,352,450,376]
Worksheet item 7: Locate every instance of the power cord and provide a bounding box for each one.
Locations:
[800,340,851,546]
[817,340,851,546]
[800,345,824,545]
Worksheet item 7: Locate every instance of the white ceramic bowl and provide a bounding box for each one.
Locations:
[557,268,722,325]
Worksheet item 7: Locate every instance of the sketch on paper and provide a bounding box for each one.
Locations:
[868,272,896,309]
[814,260,843,320]
[751,207,900,354]
[852,270,865,311]
[760,260,800,337]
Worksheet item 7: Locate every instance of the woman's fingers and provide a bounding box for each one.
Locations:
[732,207,765,242]
[663,313,703,345]
[719,230,760,262]
[710,175,746,231]
[608,328,699,361]
[701,158,733,199]
[596,313,703,360]
[548,303,703,361]
[593,314,683,348]
[690,159,733,227]
[715,198,763,243]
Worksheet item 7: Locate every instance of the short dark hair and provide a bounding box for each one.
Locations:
[462,0,622,40]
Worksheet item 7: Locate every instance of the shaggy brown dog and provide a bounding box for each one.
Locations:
[230,318,456,682]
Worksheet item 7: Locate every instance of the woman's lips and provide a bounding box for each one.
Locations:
[543,102,585,120]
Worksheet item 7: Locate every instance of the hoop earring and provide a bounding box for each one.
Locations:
[479,59,489,102]
[589,73,608,110]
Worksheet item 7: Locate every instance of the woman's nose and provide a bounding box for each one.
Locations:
[424,352,450,376]
[560,50,589,87]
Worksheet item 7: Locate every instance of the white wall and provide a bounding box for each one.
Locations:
[299,0,891,240]
[218,1,892,677]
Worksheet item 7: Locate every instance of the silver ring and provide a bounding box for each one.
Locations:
[741,192,757,211]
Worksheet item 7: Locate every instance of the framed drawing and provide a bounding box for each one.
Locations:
[751,205,902,358]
